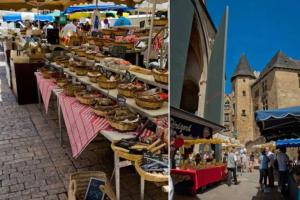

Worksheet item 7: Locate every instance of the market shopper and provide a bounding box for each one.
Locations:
[266,147,275,187]
[114,9,132,26]
[259,150,269,189]
[227,148,238,186]
[249,152,255,172]
[276,147,290,193]
[61,19,78,37]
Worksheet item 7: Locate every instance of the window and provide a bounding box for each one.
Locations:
[232,103,235,112]
[225,100,230,109]
[242,110,246,116]
[254,105,259,111]
[263,99,269,110]
[255,89,259,98]
[262,80,267,93]
[225,113,230,122]
[298,74,300,88]
[243,91,246,96]
[243,79,246,82]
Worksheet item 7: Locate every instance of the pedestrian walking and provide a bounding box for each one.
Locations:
[276,147,290,193]
[259,149,269,189]
[266,147,275,187]
[241,152,248,174]
[249,152,255,172]
[227,148,239,186]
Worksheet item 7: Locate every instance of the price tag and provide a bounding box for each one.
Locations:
[98,66,106,74]
[86,85,92,91]
[124,70,136,83]
[117,94,126,106]
[105,71,112,79]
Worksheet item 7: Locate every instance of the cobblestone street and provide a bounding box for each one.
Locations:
[174,170,286,200]
[0,52,167,200]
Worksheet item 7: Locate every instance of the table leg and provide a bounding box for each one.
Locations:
[114,153,120,200]
[57,97,63,146]
[135,52,139,65]
[37,80,41,111]
[140,177,145,200]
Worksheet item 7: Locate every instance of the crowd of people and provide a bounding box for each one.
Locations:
[224,146,291,194]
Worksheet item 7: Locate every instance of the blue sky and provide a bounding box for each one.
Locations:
[206,0,300,93]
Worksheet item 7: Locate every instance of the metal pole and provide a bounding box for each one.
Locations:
[145,0,156,66]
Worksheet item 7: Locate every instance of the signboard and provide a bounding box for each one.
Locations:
[84,178,105,200]
[124,70,136,82]
[117,95,126,106]
[170,116,212,139]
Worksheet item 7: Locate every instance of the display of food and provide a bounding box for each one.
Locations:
[75,49,86,57]
[85,50,97,60]
[117,82,145,98]
[134,89,165,110]
[75,65,89,76]
[92,98,118,117]
[152,68,168,84]
[133,29,150,37]
[56,78,71,88]
[63,84,85,97]
[94,53,105,62]
[75,90,102,105]
[129,65,152,75]
[105,58,131,70]
[87,71,102,83]
[107,107,140,131]
[98,75,119,89]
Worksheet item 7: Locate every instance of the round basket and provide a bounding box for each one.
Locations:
[153,19,168,26]
[102,39,113,48]
[41,71,52,79]
[107,118,139,132]
[67,171,107,200]
[152,70,168,84]
[75,94,97,105]
[63,85,85,97]
[113,42,134,49]
[98,77,118,89]
[117,87,135,98]
[92,104,118,117]
[111,142,142,161]
[114,30,128,36]
[102,29,112,35]
[134,159,168,182]
[134,30,150,37]
[75,50,86,57]
[135,97,164,110]
[86,53,97,61]
[56,79,70,88]
[75,67,88,76]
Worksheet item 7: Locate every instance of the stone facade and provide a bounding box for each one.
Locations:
[226,51,300,144]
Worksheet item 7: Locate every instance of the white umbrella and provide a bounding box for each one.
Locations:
[21,12,35,21]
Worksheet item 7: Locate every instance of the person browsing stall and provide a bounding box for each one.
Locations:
[114,9,132,27]
[61,19,78,37]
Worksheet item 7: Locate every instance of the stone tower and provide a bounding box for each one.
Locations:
[231,54,257,144]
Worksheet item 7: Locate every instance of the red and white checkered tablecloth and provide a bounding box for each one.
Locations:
[35,72,59,113]
[58,93,112,158]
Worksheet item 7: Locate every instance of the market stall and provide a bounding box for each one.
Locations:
[170,107,225,194]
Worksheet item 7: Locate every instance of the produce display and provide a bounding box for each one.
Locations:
[134,89,166,110]
[98,75,120,89]
[117,82,145,98]
[92,98,118,117]
[107,107,140,132]
[63,83,85,97]
[75,90,102,105]
[152,68,168,84]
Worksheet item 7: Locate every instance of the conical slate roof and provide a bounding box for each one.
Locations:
[231,54,256,81]
[260,51,300,77]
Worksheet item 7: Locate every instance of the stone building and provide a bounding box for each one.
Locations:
[226,51,300,144]
[223,94,234,137]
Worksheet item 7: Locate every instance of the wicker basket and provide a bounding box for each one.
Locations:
[108,118,139,132]
[56,79,70,88]
[76,50,86,57]
[134,29,150,37]
[117,87,135,98]
[102,29,113,35]
[92,104,118,117]
[102,39,114,48]
[41,71,52,79]
[134,159,168,182]
[98,76,118,89]
[75,67,88,76]
[87,72,101,83]
[67,171,107,200]
[135,97,164,110]
[63,85,85,97]
[111,142,142,161]
[75,93,99,105]
[113,42,134,49]
[153,19,168,26]
[114,29,128,36]
[152,70,168,84]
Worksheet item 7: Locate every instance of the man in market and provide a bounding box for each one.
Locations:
[114,9,132,27]
[276,147,290,193]
[227,147,239,186]
[61,19,78,37]
[258,149,269,190]
[265,147,275,187]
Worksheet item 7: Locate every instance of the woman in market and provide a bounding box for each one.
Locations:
[227,147,239,186]
[276,147,290,193]
[258,149,269,189]
[249,152,255,172]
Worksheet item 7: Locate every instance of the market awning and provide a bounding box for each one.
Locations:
[276,138,300,148]
[255,106,300,141]
[3,14,22,22]
[170,106,224,139]
[34,14,54,22]
[0,0,92,11]
[63,4,134,14]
